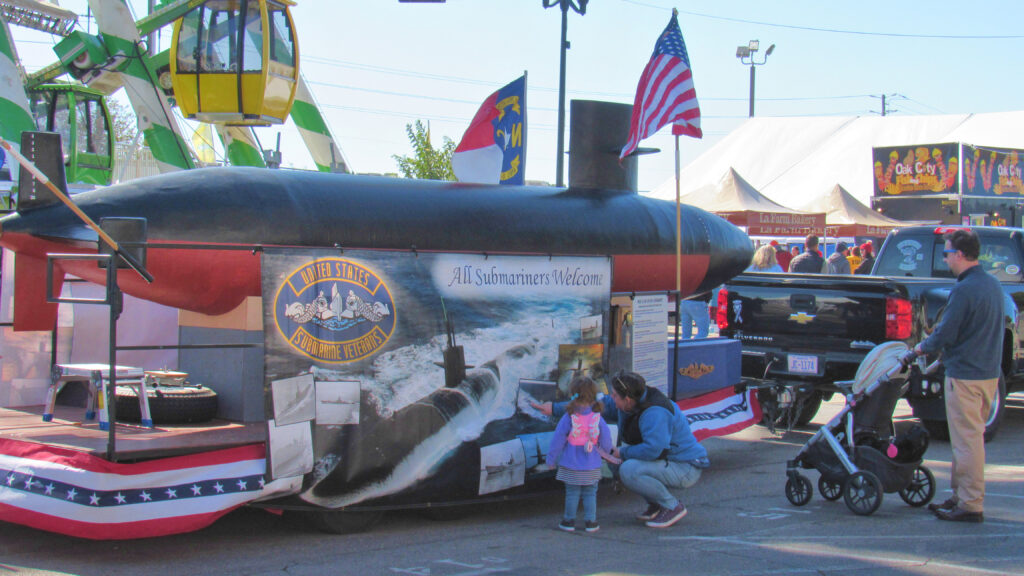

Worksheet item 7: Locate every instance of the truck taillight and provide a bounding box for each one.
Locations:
[886,296,912,339]
[717,288,730,330]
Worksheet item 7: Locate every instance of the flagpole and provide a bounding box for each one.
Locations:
[673,133,682,398]
[675,134,681,296]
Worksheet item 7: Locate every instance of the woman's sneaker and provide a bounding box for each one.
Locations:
[636,503,661,521]
[584,521,600,533]
[558,519,575,532]
[645,503,688,528]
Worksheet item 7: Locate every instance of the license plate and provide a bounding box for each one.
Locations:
[787,354,818,374]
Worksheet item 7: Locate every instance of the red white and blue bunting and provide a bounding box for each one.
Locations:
[678,387,761,441]
[0,439,268,539]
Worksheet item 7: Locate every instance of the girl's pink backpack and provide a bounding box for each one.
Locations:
[568,413,600,452]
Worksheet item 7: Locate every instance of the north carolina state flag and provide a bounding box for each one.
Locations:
[452,75,526,185]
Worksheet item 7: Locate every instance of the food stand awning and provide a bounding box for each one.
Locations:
[798,183,923,237]
[680,168,826,236]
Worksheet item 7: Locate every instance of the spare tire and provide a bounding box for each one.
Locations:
[115,385,218,424]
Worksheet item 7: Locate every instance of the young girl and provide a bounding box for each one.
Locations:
[546,376,614,532]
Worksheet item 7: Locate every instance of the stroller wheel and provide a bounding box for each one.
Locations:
[818,476,842,501]
[843,471,883,516]
[785,473,813,506]
[899,465,936,507]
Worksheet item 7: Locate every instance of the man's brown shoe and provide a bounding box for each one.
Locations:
[935,507,983,523]
[927,497,957,513]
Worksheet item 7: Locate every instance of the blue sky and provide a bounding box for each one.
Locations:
[10,1,1024,191]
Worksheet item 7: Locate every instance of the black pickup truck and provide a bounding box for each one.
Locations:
[718,225,1024,441]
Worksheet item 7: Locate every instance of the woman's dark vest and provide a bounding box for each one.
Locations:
[620,386,676,459]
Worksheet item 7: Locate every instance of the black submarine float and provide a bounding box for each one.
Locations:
[0,101,753,534]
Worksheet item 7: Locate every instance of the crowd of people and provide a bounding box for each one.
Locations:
[748,235,876,275]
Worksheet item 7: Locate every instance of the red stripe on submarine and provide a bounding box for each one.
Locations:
[0,167,752,329]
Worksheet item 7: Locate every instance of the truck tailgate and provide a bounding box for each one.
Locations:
[721,273,906,353]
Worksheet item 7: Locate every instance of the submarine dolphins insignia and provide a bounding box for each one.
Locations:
[275,258,396,364]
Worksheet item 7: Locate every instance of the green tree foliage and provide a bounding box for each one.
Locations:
[393,120,455,180]
[108,97,139,144]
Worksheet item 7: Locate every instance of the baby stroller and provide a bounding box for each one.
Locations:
[784,342,936,516]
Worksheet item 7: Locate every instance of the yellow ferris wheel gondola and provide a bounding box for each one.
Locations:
[170,0,299,126]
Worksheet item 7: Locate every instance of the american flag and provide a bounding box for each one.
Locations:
[620,9,702,161]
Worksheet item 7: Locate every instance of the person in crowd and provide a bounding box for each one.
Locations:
[546,376,615,532]
[532,372,709,529]
[855,242,875,274]
[826,241,852,274]
[771,240,793,272]
[679,291,711,339]
[747,244,783,272]
[847,246,863,273]
[901,229,1002,523]
[789,235,825,273]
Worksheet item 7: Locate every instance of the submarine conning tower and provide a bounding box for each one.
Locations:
[569,100,638,193]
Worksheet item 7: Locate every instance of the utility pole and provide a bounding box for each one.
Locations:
[871,93,901,116]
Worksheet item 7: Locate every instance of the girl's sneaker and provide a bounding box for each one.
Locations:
[558,519,575,532]
[584,521,600,533]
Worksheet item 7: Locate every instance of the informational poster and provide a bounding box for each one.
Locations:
[631,294,668,395]
[872,143,960,196]
[961,145,1024,197]
[262,249,611,506]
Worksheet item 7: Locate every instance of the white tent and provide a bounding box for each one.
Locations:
[797,184,921,237]
[682,168,825,236]
[647,112,1024,209]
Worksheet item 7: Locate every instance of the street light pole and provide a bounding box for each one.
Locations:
[736,40,774,118]
[748,64,755,118]
[544,0,587,187]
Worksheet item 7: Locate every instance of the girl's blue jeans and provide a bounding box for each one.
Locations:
[563,482,598,522]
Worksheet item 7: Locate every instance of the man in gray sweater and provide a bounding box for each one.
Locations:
[826,241,851,274]
[903,228,1003,523]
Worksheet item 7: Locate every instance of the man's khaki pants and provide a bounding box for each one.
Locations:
[945,376,999,513]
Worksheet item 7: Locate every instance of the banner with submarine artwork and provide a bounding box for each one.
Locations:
[261,248,611,507]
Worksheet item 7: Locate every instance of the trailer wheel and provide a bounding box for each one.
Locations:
[301,510,383,535]
[115,385,218,424]
[920,372,1005,443]
[419,505,471,521]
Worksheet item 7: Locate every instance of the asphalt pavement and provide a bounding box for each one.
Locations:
[3,395,1024,576]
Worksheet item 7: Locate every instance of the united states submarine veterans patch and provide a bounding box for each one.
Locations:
[273,258,396,363]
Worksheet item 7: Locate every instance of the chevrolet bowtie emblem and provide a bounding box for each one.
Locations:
[789,311,816,325]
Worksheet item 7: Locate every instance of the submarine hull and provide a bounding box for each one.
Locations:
[0,168,752,330]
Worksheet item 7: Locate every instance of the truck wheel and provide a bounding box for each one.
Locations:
[759,389,823,430]
[919,373,1006,444]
